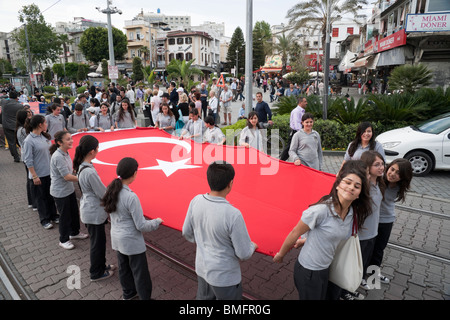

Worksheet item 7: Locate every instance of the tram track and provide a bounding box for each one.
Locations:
[0,245,33,300]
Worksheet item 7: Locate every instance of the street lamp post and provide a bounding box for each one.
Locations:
[236,49,239,78]
[323,0,332,120]
[96,0,122,67]
[244,0,253,117]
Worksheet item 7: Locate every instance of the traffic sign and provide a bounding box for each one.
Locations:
[216,74,226,88]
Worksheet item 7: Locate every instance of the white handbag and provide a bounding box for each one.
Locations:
[329,216,363,292]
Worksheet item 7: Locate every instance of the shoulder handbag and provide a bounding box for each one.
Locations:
[328,215,363,292]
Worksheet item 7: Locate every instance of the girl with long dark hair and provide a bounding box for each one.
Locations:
[22,115,59,229]
[370,158,413,284]
[273,160,372,300]
[114,98,137,129]
[73,135,115,281]
[16,109,35,210]
[341,122,385,168]
[239,111,266,153]
[50,131,88,250]
[101,157,163,300]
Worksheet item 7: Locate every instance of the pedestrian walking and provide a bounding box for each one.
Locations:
[22,115,59,230]
[279,96,307,161]
[182,161,257,300]
[73,135,115,281]
[273,160,372,300]
[50,131,88,250]
[102,157,163,300]
[2,90,23,162]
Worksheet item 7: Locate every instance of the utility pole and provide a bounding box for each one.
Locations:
[236,49,239,78]
[323,0,332,120]
[96,0,122,67]
[244,0,253,116]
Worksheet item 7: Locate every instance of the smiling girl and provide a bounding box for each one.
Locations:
[273,160,372,300]
[50,131,88,250]
[288,112,323,170]
[370,158,413,284]
[115,98,137,129]
[239,111,266,153]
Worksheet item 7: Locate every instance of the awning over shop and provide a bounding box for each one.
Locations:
[377,47,406,67]
[261,68,282,73]
[366,53,380,70]
[353,56,370,68]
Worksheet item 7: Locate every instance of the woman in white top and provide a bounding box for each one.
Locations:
[179,108,206,143]
[239,111,266,153]
[203,115,225,145]
[155,103,176,135]
[125,84,136,108]
[273,160,372,300]
[207,90,219,123]
[150,89,161,126]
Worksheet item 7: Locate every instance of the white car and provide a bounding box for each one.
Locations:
[376,112,450,176]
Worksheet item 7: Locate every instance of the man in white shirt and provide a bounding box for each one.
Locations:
[219,85,233,126]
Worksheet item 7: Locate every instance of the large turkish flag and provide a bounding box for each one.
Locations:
[69,128,336,256]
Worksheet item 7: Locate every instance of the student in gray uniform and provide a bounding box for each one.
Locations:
[288,112,323,170]
[102,157,163,300]
[154,103,176,135]
[182,161,258,300]
[179,108,206,143]
[50,131,88,250]
[73,135,115,281]
[22,115,59,230]
[93,102,114,132]
[370,158,412,284]
[114,98,137,129]
[239,111,266,153]
[67,104,90,133]
[203,116,225,145]
[273,160,373,300]
[341,121,385,170]
[45,104,67,139]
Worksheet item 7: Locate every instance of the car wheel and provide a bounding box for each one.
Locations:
[405,151,433,176]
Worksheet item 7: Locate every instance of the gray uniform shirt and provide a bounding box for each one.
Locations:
[22,133,52,178]
[239,127,266,153]
[183,119,206,143]
[114,111,136,129]
[95,114,114,131]
[78,162,108,225]
[299,201,354,270]
[45,114,66,139]
[344,141,385,161]
[182,194,256,287]
[204,127,225,144]
[288,129,323,170]
[379,185,399,224]
[358,182,383,240]
[67,113,90,133]
[110,185,161,255]
[50,148,75,198]
[156,113,176,135]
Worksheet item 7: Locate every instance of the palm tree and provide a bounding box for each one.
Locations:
[166,59,204,88]
[266,33,295,75]
[57,34,73,64]
[286,0,367,46]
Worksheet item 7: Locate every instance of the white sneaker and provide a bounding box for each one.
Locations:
[379,274,390,284]
[69,232,89,240]
[59,241,75,250]
[360,279,372,290]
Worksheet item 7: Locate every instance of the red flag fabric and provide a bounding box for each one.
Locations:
[69,128,336,256]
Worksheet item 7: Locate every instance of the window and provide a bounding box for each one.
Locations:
[176,53,184,61]
[177,38,184,45]
[186,52,193,61]
[169,38,175,45]
[129,32,134,40]
[185,37,192,44]
[427,0,450,12]
[332,28,339,37]
[347,27,354,35]
[169,53,174,61]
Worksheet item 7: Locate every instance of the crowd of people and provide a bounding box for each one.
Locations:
[1,79,414,301]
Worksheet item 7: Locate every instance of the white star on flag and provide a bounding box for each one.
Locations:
[142,158,201,177]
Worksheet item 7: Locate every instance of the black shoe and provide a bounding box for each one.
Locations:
[14,159,20,163]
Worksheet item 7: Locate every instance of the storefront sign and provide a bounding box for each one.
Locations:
[406,12,450,32]
[375,30,406,53]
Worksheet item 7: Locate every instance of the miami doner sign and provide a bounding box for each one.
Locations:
[406,12,450,32]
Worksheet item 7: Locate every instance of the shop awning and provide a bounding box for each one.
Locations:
[377,47,406,67]
[353,56,370,68]
[261,68,282,73]
[338,50,358,72]
[366,54,380,70]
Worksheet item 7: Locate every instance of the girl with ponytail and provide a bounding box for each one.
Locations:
[22,115,59,230]
[102,157,163,300]
[50,131,88,250]
[73,135,115,281]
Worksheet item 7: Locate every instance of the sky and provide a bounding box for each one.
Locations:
[1,0,304,37]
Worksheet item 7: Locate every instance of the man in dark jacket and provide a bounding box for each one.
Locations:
[1,91,23,162]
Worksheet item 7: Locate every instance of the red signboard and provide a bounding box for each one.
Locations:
[375,29,406,53]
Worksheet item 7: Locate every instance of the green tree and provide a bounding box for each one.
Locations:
[253,21,272,70]
[388,64,433,94]
[226,27,246,75]
[77,64,87,81]
[0,58,14,77]
[101,59,109,78]
[11,4,63,71]
[166,59,204,88]
[286,0,367,46]
[44,66,52,83]
[79,27,127,63]
[132,57,144,82]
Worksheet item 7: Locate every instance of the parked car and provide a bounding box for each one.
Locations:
[376,112,450,176]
